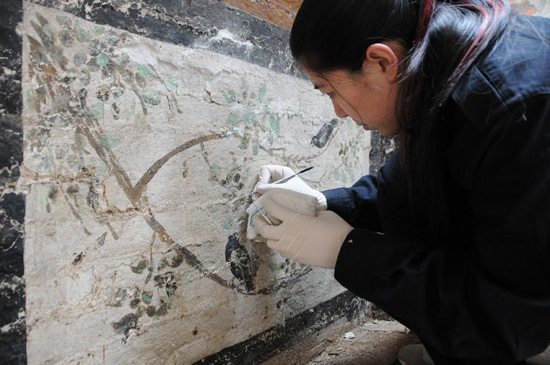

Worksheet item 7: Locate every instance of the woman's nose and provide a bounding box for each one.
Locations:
[332,100,348,118]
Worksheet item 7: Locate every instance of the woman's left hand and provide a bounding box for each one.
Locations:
[253,191,352,269]
[255,165,327,211]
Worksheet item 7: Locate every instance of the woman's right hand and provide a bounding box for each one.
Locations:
[255,165,327,211]
[252,191,351,269]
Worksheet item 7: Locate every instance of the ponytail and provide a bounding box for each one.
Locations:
[398,0,510,234]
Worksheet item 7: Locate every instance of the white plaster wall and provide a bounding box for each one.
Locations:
[20,2,371,364]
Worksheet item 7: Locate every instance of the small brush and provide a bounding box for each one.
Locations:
[227,166,314,205]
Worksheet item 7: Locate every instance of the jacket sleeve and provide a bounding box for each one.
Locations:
[322,163,389,233]
[334,96,550,361]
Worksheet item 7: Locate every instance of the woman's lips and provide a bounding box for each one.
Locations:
[352,119,372,131]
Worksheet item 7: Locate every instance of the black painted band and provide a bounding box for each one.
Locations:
[0,1,27,364]
[195,291,365,364]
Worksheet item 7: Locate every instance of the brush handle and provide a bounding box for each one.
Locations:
[270,166,314,185]
[227,166,314,204]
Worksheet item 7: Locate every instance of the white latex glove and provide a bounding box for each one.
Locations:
[253,191,352,269]
[245,189,318,240]
[255,165,327,211]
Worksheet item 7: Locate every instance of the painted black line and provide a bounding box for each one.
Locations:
[133,133,225,200]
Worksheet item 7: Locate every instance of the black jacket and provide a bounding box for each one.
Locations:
[324,15,550,364]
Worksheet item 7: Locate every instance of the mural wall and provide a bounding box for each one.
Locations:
[18,1,370,364]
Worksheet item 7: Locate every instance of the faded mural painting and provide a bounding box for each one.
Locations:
[21,2,370,363]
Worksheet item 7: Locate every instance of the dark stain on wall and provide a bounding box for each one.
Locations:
[0,1,26,364]
[311,119,339,148]
[225,233,256,293]
[195,291,367,365]
[112,313,139,343]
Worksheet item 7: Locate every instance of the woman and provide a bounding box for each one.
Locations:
[250,0,550,363]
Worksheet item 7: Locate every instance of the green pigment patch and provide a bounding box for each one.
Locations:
[56,15,71,26]
[90,102,104,120]
[269,261,281,273]
[223,215,233,230]
[242,112,255,125]
[226,113,239,128]
[142,292,153,304]
[93,25,105,35]
[97,53,109,67]
[252,140,259,156]
[39,156,53,171]
[224,89,237,103]
[112,86,124,99]
[269,115,279,135]
[258,82,267,100]
[142,89,162,105]
[98,132,122,148]
[210,165,221,179]
[166,284,177,297]
[163,77,178,92]
[287,298,301,310]
[106,30,120,45]
[137,64,154,81]
[74,22,92,42]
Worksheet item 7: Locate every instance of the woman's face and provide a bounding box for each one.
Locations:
[304,42,403,136]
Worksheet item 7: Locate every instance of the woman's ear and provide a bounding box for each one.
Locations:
[363,42,402,82]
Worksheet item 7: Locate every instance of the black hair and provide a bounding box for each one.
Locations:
[290,0,510,235]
